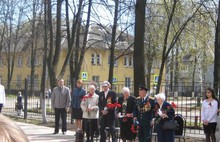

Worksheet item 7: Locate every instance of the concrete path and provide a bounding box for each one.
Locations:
[17,122,76,142]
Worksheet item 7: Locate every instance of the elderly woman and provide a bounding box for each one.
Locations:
[118,87,136,142]
[81,85,99,142]
[154,93,175,142]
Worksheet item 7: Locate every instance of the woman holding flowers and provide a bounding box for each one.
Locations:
[118,87,136,142]
[81,85,99,142]
[154,93,175,142]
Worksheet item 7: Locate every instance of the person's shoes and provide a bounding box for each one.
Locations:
[94,133,99,138]
[53,132,58,134]
[62,132,66,135]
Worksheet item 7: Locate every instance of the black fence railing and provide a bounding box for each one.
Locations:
[2,80,218,136]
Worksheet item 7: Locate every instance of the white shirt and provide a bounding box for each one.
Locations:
[0,84,5,105]
[201,99,218,123]
[104,89,109,98]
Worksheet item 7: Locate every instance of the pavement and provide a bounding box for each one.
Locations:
[17,121,206,142]
[17,122,76,142]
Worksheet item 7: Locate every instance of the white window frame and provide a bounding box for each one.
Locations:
[92,76,100,83]
[97,54,101,65]
[17,75,22,87]
[91,54,96,65]
[91,53,102,65]
[124,56,133,67]
[18,56,23,67]
[34,55,39,65]
[0,57,3,67]
[125,77,131,88]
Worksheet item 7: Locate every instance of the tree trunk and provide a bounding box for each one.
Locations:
[133,0,146,97]
[214,0,220,97]
[47,0,63,89]
[66,0,83,90]
[40,0,49,123]
[108,0,119,86]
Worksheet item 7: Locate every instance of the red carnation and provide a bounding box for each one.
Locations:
[171,102,177,108]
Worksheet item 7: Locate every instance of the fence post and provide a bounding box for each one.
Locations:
[24,78,28,119]
[194,116,198,128]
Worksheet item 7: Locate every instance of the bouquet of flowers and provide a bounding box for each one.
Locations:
[130,119,140,134]
[154,102,177,125]
[82,94,93,101]
[106,102,121,109]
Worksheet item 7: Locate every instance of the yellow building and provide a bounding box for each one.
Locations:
[0,24,163,93]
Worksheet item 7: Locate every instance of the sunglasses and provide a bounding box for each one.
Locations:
[208,102,212,107]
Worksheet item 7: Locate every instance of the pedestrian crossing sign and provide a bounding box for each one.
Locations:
[81,72,88,81]
[113,77,117,84]
[154,75,159,85]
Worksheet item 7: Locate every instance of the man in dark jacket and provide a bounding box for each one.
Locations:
[51,79,71,135]
[98,81,117,142]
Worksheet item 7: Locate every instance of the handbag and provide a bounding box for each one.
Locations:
[162,120,178,130]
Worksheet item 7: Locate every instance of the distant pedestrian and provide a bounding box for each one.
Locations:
[51,79,71,135]
[0,114,29,142]
[201,87,219,142]
[71,79,86,131]
[0,81,5,113]
[16,91,23,116]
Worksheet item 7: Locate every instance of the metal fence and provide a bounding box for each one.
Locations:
[2,80,218,136]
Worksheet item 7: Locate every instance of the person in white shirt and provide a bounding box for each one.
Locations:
[0,83,6,113]
[201,87,219,142]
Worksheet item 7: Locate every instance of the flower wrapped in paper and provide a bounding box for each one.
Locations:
[154,102,177,125]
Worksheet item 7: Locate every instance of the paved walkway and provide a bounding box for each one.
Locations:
[17,122,76,142]
[17,121,206,142]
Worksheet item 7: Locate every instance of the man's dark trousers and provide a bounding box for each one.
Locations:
[54,108,67,133]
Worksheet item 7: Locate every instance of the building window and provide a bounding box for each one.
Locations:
[180,65,188,72]
[17,75,22,88]
[34,56,39,65]
[97,54,101,65]
[27,56,31,67]
[27,75,31,84]
[91,53,101,65]
[10,56,13,66]
[124,56,133,67]
[91,54,95,65]
[34,74,39,90]
[18,56,23,67]
[125,77,131,88]
[108,55,117,66]
[92,76,100,83]
[0,57,3,67]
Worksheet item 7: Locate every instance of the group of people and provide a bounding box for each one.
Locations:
[0,77,219,142]
[50,78,180,142]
